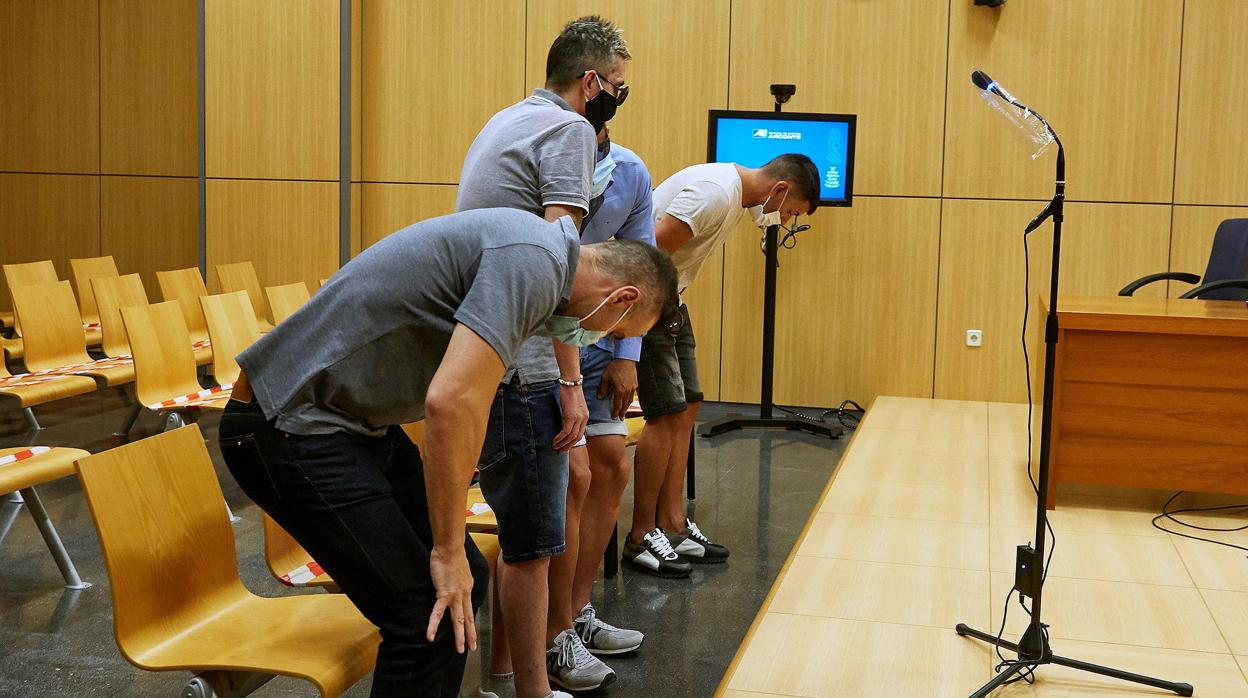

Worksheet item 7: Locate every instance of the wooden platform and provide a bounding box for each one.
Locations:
[718,396,1248,697]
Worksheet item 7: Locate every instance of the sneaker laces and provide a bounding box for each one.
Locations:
[576,605,621,642]
[554,631,596,670]
[686,519,712,544]
[644,528,679,560]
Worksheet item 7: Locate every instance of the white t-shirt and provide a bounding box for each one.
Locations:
[652,162,747,294]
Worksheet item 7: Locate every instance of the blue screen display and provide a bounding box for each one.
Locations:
[711,115,853,204]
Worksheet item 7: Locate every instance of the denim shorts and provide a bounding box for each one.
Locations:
[477,378,569,563]
[636,303,702,420]
[580,344,629,438]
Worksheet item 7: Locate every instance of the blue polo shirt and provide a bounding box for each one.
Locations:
[581,143,655,361]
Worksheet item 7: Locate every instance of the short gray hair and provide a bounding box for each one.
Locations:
[545,16,631,90]
[584,239,678,327]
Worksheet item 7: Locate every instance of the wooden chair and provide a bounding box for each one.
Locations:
[1,357,98,431]
[69,255,118,344]
[200,291,260,385]
[10,281,134,387]
[90,274,149,360]
[0,446,92,589]
[3,260,58,338]
[121,301,231,433]
[156,267,210,343]
[75,426,379,698]
[215,261,273,331]
[265,281,310,325]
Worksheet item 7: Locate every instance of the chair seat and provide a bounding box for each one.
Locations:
[0,374,97,408]
[466,487,497,533]
[85,326,102,347]
[0,310,12,329]
[0,446,90,493]
[193,344,213,367]
[127,592,379,698]
[625,416,645,447]
[151,391,231,412]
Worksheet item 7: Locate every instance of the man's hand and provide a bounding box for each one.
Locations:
[427,544,478,653]
[598,358,638,420]
[554,384,589,451]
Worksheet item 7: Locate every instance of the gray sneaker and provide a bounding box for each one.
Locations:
[547,628,616,692]
[574,602,644,656]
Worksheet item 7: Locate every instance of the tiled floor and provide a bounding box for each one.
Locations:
[721,396,1248,697]
[0,394,846,697]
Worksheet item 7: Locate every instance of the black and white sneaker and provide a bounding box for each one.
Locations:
[623,528,692,578]
[666,518,730,564]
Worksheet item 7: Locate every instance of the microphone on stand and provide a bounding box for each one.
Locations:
[971,69,1020,105]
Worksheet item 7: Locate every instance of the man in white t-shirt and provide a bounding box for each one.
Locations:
[624,154,821,577]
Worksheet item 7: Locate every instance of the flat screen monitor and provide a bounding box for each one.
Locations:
[707,109,857,207]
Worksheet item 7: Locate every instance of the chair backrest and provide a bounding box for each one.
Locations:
[120,301,203,407]
[9,281,94,371]
[70,255,120,324]
[1201,219,1248,301]
[74,425,248,660]
[265,282,310,325]
[92,274,150,358]
[200,291,260,385]
[3,260,59,336]
[215,261,268,325]
[156,267,210,343]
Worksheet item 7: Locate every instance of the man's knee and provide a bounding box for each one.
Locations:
[568,452,592,503]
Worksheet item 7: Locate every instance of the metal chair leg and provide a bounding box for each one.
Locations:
[21,487,91,590]
[163,411,187,433]
[7,490,23,503]
[224,497,241,524]
[0,498,21,544]
[184,671,274,697]
[116,403,143,436]
[603,523,619,579]
[686,425,696,500]
[23,407,42,431]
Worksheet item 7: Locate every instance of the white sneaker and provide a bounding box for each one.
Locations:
[622,527,692,578]
[546,628,616,692]
[574,602,644,655]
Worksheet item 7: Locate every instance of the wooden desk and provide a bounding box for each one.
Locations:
[1044,295,1248,506]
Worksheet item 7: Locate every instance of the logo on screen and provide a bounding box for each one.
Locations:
[752,128,769,138]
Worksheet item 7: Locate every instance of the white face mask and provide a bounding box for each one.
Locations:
[750,189,788,228]
[591,153,616,199]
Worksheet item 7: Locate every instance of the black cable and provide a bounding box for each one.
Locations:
[776,399,866,431]
[1020,224,1057,583]
[1151,491,1248,555]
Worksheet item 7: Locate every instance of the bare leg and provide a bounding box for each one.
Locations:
[657,402,700,532]
[498,557,553,698]
[546,445,590,645]
[572,434,630,610]
[488,568,511,674]
[628,411,685,543]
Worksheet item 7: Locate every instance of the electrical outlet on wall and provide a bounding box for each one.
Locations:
[966,329,983,347]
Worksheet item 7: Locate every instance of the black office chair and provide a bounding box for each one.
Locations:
[1119,218,1248,300]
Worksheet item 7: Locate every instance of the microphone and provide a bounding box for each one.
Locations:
[971,70,1018,105]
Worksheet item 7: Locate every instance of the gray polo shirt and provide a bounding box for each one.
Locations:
[239,208,580,437]
[455,88,595,385]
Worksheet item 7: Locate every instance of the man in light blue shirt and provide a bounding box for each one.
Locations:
[550,133,656,662]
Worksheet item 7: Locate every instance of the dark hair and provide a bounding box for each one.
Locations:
[585,239,679,328]
[762,153,821,214]
[545,16,631,91]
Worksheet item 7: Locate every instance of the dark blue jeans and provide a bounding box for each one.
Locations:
[218,398,488,698]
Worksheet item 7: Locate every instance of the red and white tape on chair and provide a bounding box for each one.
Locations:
[146,383,232,410]
[0,447,51,467]
[280,560,325,586]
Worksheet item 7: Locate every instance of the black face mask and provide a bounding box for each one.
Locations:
[585,87,618,133]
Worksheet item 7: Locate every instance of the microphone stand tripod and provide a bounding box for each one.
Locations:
[953,99,1192,698]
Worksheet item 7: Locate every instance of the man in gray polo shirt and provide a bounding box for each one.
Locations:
[455,15,633,698]
[218,207,676,698]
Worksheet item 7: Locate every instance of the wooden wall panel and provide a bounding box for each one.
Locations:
[524,1,730,185]
[101,177,198,292]
[1174,0,1248,205]
[0,174,101,310]
[206,180,339,293]
[944,0,1182,203]
[682,244,724,403]
[935,200,1172,403]
[720,198,940,407]
[729,0,948,198]
[205,0,339,180]
[1168,205,1248,298]
[364,0,525,184]
[100,0,198,176]
[361,184,458,249]
[0,0,100,173]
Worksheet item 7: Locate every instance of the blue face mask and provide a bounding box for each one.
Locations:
[591,153,616,199]
[545,292,633,348]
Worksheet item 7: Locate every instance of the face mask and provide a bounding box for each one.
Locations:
[544,292,633,348]
[591,153,616,199]
[584,76,619,132]
[750,189,789,228]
